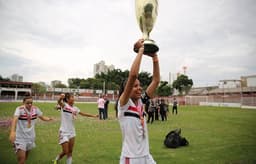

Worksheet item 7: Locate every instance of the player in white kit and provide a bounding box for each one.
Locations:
[9,93,54,164]
[53,93,98,164]
[118,39,160,164]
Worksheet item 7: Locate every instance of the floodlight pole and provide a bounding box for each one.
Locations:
[103,81,105,95]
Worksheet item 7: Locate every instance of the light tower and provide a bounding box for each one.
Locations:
[182,66,187,75]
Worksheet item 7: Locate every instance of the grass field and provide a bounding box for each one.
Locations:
[0,102,256,164]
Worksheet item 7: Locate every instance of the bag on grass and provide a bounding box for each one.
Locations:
[164,128,189,148]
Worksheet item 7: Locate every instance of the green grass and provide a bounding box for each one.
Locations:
[0,102,256,164]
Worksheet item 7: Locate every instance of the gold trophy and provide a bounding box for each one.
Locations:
[134,0,159,56]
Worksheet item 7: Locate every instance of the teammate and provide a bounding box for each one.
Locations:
[97,95,105,120]
[9,93,53,164]
[172,97,178,115]
[117,39,160,164]
[147,100,155,124]
[159,99,167,121]
[53,93,98,164]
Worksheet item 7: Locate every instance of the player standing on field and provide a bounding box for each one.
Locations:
[117,39,160,164]
[53,93,98,164]
[9,93,54,164]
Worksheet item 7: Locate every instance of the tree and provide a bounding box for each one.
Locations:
[53,83,67,88]
[0,75,10,81]
[95,69,129,88]
[156,81,173,96]
[32,83,46,95]
[67,69,153,91]
[68,78,83,88]
[172,74,193,95]
[138,71,152,89]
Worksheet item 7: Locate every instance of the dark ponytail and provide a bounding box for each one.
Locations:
[63,93,72,103]
[115,79,128,113]
[118,79,128,98]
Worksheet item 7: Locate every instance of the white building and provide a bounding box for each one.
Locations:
[93,60,115,76]
[51,80,62,87]
[168,72,177,85]
[10,74,23,82]
[218,80,241,89]
[241,75,256,87]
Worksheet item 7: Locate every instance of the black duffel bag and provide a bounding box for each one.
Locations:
[164,128,189,148]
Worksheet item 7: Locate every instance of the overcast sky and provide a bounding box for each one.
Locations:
[0,0,255,87]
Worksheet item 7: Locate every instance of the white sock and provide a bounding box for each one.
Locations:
[55,155,60,160]
[66,156,72,164]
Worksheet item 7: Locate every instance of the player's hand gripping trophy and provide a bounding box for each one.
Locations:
[134,0,159,56]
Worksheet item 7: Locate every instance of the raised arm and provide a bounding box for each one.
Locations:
[9,116,18,143]
[119,39,144,106]
[145,54,160,98]
[58,93,65,108]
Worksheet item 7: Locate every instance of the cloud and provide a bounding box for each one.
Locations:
[0,0,255,86]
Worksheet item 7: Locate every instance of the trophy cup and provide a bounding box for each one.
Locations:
[134,0,159,56]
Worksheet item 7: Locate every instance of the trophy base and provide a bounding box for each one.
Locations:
[134,39,159,57]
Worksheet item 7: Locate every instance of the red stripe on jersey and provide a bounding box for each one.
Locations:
[65,106,74,112]
[31,114,37,118]
[128,106,139,112]
[125,157,130,164]
[20,114,27,117]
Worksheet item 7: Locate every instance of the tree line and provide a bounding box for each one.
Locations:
[1,70,193,96]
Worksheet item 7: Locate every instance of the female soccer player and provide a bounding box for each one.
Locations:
[9,93,53,164]
[53,93,98,164]
[117,39,160,164]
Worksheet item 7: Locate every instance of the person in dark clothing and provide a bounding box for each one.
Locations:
[159,99,167,121]
[104,95,110,119]
[154,99,159,120]
[172,97,178,115]
[147,100,155,124]
[115,99,118,118]
[145,99,150,114]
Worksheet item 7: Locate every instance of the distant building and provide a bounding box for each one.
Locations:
[168,72,177,85]
[93,60,115,76]
[51,80,62,87]
[10,74,23,82]
[218,80,241,89]
[0,81,32,100]
[241,75,256,87]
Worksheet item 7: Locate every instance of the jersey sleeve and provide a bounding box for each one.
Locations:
[14,107,20,117]
[75,106,80,114]
[36,107,43,116]
[118,99,130,111]
[77,108,81,114]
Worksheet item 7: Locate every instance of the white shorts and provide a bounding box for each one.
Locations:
[13,141,35,153]
[120,154,156,164]
[59,130,76,145]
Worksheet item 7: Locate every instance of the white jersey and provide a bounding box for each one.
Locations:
[97,98,105,109]
[14,105,43,142]
[118,99,149,158]
[59,103,80,134]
